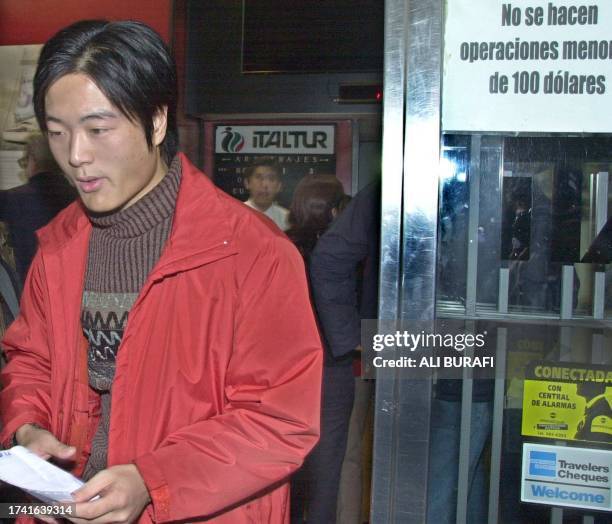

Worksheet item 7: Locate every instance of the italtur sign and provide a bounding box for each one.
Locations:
[214,125,335,155]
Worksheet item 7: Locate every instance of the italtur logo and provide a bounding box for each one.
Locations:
[221,127,245,153]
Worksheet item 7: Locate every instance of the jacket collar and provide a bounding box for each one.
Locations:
[37,153,238,273]
[152,153,238,274]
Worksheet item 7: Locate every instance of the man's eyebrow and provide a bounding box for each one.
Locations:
[80,110,118,123]
[45,110,119,124]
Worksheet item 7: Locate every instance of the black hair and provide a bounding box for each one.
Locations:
[34,20,178,165]
[244,157,282,179]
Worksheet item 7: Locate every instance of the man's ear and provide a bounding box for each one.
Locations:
[243,176,251,190]
[152,106,168,147]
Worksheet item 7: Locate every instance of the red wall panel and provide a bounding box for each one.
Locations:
[0,0,172,46]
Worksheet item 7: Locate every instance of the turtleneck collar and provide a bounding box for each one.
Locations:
[88,157,181,239]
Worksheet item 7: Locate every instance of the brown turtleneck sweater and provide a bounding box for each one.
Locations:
[81,158,181,479]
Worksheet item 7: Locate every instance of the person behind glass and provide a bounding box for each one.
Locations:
[285,175,353,524]
[0,133,76,287]
[0,20,323,523]
[243,157,289,230]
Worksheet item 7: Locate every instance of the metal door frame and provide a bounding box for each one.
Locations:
[371,0,443,522]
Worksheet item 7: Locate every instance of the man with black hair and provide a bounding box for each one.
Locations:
[243,158,289,230]
[0,20,322,523]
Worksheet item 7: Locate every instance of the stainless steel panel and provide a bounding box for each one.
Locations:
[371,0,409,521]
[476,138,504,310]
[593,272,606,320]
[592,172,608,319]
[466,136,482,316]
[395,0,442,521]
[372,0,442,521]
[398,0,441,322]
[488,327,508,524]
[593,172,609,233]
[561,265,575,320]
[377,4,406,324]
[456,367,474,524]
[498,268,509,314]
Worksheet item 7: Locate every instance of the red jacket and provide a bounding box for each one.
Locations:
[0,154,323,523]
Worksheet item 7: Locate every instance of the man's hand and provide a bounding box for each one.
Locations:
[69,465,151,524]
[15,423,76,461]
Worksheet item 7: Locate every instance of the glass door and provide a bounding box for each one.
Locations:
[371,1,611,523]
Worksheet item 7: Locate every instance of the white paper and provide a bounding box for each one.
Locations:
[0,446,84,503]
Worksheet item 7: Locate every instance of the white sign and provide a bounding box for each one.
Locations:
[522,443,612,511]
[215,125,335,155]
[443,0,612,132]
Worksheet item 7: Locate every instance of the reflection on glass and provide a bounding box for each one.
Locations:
[502,176,532,262]
[437,139,469,309]
[437,136,612,318]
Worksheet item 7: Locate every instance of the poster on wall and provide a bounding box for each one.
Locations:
[522,360,612,444]
[205,121,353,210]
[521,443,611,512]
[0,45,41,143]
[443,0,612,132]
[0,45,42,189]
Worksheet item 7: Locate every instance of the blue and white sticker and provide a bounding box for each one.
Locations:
[522,443,611,511]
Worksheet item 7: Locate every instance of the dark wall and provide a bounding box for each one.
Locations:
[185,0,383,116]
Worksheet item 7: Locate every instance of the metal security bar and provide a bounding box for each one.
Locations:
[591,172,608,320]
[370,0,409,520]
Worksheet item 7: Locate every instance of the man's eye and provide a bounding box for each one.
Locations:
[47,130,63,137]
[89,128,108,135]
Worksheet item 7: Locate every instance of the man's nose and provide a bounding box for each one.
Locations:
[69,132,93,167]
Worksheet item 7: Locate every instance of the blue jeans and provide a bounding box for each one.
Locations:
[426,399,493,524]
